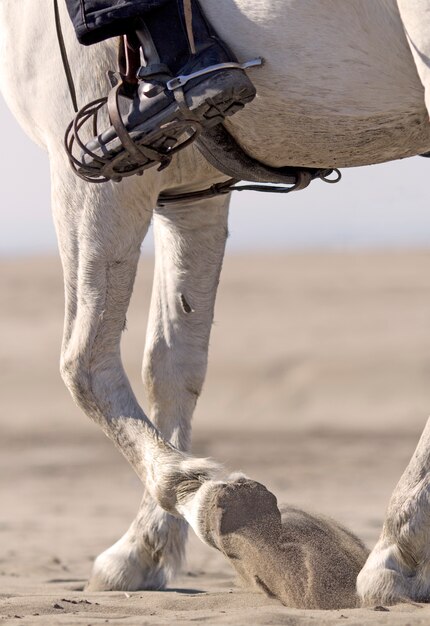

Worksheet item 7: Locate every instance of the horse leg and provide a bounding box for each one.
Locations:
[49,153,370,606]
[87,194,230,590]
[357,417,430,604]
[397,0,430,117]
[50,146,233,567]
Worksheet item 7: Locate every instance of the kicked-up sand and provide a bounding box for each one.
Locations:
[2,251,430,625]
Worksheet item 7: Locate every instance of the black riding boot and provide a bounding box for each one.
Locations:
[71,0,259,182]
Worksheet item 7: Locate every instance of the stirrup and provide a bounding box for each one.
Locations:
[64,42,262,183]
[64,34,203,183]
[64,79,202,184]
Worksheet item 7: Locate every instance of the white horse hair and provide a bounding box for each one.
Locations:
[1,0,430,608]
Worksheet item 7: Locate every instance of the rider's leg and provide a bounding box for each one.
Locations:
[64,0,257,181]
[65,0,170,45]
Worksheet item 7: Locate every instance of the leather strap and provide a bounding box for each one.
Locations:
[156,176,310,207]
[196,124,327,186]
[118,34,141,88]
[183,0,196,55]
[107,83,168,165]
[54,0,78,112]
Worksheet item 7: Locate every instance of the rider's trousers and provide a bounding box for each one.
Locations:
[65,0,170,45]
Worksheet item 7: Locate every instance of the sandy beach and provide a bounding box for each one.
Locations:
[2,251,430,625]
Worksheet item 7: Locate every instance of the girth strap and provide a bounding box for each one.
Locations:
[156,125,341,205]
[195,124,331,188]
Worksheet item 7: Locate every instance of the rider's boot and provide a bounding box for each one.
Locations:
[77,0,258,181]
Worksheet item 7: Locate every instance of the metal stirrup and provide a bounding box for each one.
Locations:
[166,58,264,90]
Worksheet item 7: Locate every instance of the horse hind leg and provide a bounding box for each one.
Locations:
[75,192,231,591]
[357,416,430,605]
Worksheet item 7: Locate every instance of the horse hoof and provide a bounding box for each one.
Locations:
[198,478,293,601]
[198,477,367,609]
[86,537,168,592]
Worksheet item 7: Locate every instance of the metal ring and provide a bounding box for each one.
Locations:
[320,168,342,184]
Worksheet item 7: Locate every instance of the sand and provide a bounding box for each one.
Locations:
[2,251,430,625]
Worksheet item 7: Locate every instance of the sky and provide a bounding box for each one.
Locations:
[1,95,430,257]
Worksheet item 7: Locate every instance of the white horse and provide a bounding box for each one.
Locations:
[1,0,430,609]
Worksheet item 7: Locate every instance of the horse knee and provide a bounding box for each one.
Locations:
[60,350,114,419]
[60,352,91,408]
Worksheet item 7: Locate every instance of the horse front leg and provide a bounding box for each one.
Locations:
[51,153,227,589]
[357,416,430,604]
[87,194,230,591]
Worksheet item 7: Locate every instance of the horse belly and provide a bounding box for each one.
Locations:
[203,0,430,167]
[225,108,430,169]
